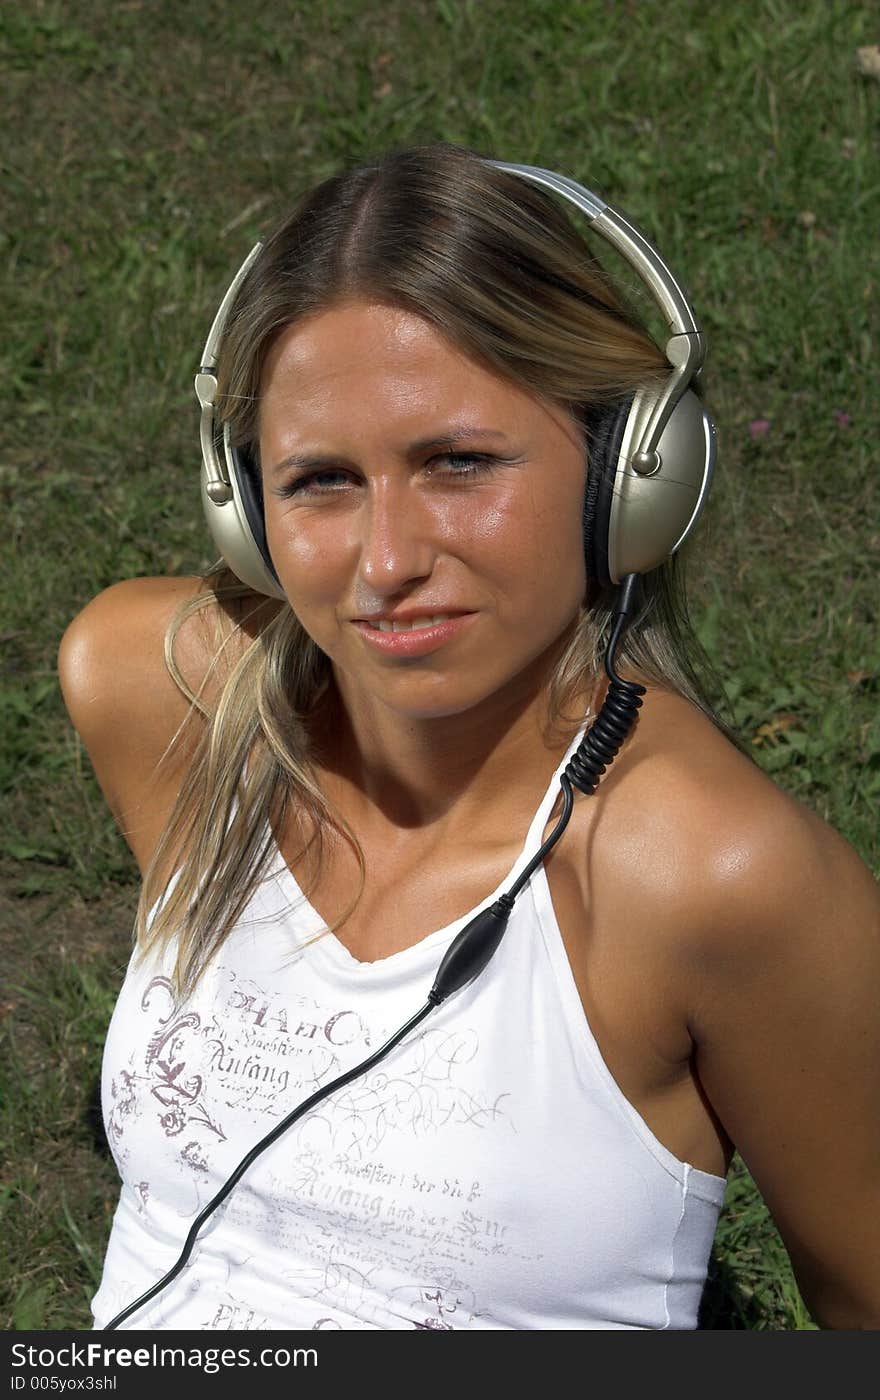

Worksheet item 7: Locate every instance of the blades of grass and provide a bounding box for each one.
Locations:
[60,1190,105,1289]
[12,1279,54,1331]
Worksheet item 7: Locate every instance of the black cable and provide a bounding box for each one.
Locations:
[103,574,645,1331]
[564,574,647,797]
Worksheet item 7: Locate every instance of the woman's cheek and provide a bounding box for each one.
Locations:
[433,483,519,547]
[267,513,350,597]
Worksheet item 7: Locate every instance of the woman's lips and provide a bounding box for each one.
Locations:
[350,613,475,656]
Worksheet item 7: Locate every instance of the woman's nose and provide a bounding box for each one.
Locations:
[355,477,437,595]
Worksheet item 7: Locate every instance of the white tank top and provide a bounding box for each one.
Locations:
[92,723,726,1331]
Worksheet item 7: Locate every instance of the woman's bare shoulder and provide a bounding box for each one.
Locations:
[59,573,281,715]
[57,573,281,870]
[59,575,221,734]
[594,683,770,824]
[586,684,842,940]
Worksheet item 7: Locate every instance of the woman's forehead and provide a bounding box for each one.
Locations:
[258,300,576,446]
[262,301,496,397]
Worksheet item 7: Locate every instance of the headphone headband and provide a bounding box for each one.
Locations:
[489,162,706,476]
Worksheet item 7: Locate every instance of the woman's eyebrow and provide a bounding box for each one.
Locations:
[408,426,513,452]
[267,427,513,476]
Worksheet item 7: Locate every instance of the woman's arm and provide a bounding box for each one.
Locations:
[684,787,880,1328]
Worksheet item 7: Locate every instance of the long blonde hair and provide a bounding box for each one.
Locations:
[138,142,749,998]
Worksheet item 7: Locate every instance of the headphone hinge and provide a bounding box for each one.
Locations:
[631,333,705,475]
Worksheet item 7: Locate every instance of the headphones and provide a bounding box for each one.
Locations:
[194,161,716,599]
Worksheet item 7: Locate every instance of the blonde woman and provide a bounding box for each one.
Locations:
[59,144,880,1331]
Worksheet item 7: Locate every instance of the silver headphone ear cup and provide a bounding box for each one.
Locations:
[200,427,287,599]
[603,386,716,583]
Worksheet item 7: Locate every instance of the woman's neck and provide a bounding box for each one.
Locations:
[305,667,602,843]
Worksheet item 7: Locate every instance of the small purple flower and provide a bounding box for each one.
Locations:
[749,418,771,439]
[834,410,852,427]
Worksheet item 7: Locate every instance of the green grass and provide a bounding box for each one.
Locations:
[2,0,878,1329]
[1,931,126,1330]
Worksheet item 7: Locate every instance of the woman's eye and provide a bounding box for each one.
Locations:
[273,470,349,498]
[272,454,497,499]
[432,453,497,480]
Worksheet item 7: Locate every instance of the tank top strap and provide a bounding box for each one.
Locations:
[504,715,592,893]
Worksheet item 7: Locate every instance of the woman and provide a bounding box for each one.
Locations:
[59,143,880,1330]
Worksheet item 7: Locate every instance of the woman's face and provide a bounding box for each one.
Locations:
[258,299,589,723]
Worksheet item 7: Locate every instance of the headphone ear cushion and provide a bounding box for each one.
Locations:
[226,442,282,589]
[582,396,634,589]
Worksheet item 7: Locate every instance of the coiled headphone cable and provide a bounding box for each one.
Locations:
[103,574,645,1331]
